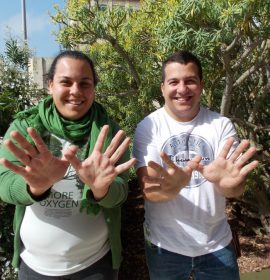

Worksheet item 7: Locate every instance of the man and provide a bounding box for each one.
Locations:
[133,50,258,280]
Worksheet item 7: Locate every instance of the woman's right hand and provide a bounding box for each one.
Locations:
[0,127,70,197]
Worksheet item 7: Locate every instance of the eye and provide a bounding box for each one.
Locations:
[60,80,72,86]
[169,80,178,86]
[80,81,93,88]
[185,79,198,85]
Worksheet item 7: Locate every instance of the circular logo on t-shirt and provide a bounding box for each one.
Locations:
[161,133,214,188]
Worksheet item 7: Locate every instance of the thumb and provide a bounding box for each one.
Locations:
[182,155,201,174]
[195,163,205,174]
[62,145,80,168]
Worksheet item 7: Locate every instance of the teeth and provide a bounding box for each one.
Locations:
[175,98,189,101]
[67,100,83,105]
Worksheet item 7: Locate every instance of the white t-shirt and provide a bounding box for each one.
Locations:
[20,136,110,276]
[133,107,237,257]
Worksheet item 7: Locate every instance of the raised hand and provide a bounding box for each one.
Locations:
[142,152,202,200]
[63,125,136,200]
[196,137,259,197]
[0,128,70,197]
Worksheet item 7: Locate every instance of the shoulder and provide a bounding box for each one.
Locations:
[2,118,29,141]
[135,108,165,131]
[199,107,233,125]
[198,107,237,142]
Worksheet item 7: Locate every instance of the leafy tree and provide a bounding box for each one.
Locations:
[15,10,257,228]
[0,39,47,280]
[0,38,47,135]
[51,0,270,233]
[52,0,270,235]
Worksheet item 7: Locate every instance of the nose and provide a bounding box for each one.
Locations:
[70,83,81,95]
[176,82,188,95]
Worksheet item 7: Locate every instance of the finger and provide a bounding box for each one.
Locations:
[103,130,125,158]
[147,160,167,175]
[234,146,257,167]
[115,158,137,174]
[3,139,31,166]
[160,151,178,169]
[142,175,164,185]
[93,125,109,152]
[63,145,81,170]
[27,127,50,154]
[110,137,131,165]
[239,160,259,177]
[0,158,27,175]
[143,184,162,194]
[62,145,78,158]
[218,137,235,159]
[9,130,38,157]
[184,155,202,172]
[196,163,205,173]
[229,139,250,162]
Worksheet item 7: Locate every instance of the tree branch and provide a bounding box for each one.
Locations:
[232,39,264,70]
[223,33,241,53]
[233,61,263,88]
[97,89,138,97]
[231,117,270,132]
[104,34,141,87]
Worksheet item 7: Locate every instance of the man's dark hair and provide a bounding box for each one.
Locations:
[161,50,203,82]
[47,50,98,86]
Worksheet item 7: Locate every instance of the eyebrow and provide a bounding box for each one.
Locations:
[58,76,93,81]
[167,75,199,81]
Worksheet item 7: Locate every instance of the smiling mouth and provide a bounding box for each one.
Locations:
[66,100,84,105]
[173,96,192,102]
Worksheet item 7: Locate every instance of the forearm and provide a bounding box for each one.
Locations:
[0,170,34,205]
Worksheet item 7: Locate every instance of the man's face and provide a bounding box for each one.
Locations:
[161,62,203,122]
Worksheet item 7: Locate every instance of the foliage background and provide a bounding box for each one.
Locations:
[52,0,270,232]
[0,39,46,279]
[0,0,269,279]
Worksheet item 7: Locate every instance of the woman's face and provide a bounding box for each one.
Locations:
[48,57,95,120]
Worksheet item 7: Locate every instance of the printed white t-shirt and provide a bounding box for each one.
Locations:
[20,136,110,276]
[133,107,237,257]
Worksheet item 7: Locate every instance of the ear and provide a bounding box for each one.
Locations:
[161,83,165,97]
[201,80,204,89]
[48,80,53,95]
[199,80,204,94]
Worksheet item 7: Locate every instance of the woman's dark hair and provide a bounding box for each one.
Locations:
[47,50,98,86]
[161,50,203,82]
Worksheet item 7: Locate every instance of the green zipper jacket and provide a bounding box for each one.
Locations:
[0,118,129,270]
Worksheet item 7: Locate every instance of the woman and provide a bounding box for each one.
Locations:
[0,50,136,280]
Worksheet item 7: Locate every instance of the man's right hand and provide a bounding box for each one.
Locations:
[137,152,201,202]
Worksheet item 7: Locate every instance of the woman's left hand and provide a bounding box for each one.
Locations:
[64,125,136,200]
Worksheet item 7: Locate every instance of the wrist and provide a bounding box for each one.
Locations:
[90,186,109,201]
[215,183,245,198]
[27,185,52,200]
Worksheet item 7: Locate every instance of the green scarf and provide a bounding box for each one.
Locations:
[16,95,114,214]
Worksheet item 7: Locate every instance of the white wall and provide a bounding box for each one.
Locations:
[29,57,54,89]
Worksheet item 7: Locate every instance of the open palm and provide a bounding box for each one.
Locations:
[197,138,259,191]
[0,128,69,196]
[64,125,136,200]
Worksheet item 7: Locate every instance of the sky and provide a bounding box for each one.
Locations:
[0,0,66,58]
